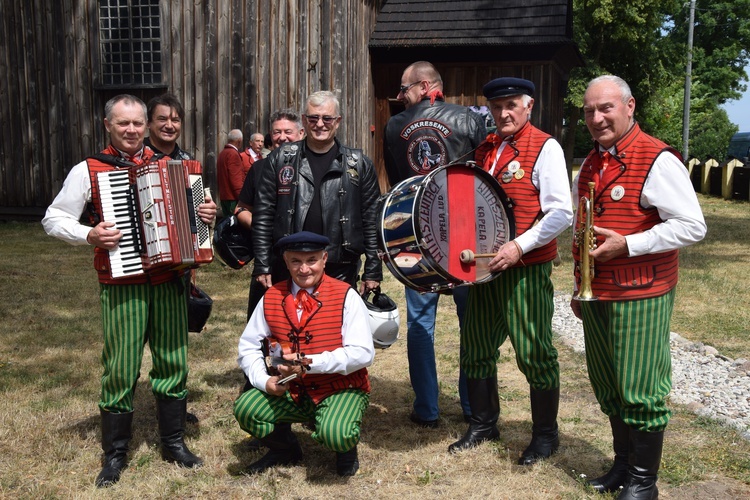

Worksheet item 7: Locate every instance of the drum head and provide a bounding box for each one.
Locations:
[379,163,514,292]
[417,163,514,284]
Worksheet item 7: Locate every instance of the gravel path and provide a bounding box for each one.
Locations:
[552,292,750,440]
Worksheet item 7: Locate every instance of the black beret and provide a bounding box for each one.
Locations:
[274,231,330,253]
[483,77,535,100]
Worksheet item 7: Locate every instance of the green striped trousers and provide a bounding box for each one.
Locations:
[581,290,675,432]
[234,388,369,453]
[461,262,559,390]
[99,280,189,412]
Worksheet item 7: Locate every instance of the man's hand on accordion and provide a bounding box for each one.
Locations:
[86,221,122,249]
[197,195,217,226]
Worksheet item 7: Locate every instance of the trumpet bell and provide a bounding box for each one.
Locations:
[573,292,598,302]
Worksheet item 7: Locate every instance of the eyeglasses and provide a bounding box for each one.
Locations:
[398,81,422,94]
[304,114,339,125]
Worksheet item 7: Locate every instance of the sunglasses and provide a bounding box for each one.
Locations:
[304,115,339,125]
[398,81,422,94]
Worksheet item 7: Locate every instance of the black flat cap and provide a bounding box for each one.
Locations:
[483,77,535,100]
[274,231,330,253]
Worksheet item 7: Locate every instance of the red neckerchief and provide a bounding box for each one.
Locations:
[593,151,611,194]
[427,89,444,105]
[102,144,154,165]
[295,289,315,325]
[482,121,531,177]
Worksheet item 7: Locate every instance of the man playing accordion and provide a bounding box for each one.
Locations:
[42,94,216,488]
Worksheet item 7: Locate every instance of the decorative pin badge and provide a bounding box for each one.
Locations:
[514,169,525,180]
[508,160,520,173]
[502,171,513,183]
[347,156,357,166]
[611,185,625,201]
[290,145,298,151]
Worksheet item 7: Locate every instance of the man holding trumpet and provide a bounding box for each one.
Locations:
[572,75,706,498]
[450,77,573,466]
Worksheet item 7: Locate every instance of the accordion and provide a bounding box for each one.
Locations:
[94,159,213,279]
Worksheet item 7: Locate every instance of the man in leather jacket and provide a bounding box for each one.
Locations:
[383,61,486,429]
[252,91,382,296]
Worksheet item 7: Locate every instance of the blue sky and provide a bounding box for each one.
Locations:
[721,63,750,132]
[722,90,750,132]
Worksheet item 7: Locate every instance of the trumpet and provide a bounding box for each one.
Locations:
[574,181,598,302]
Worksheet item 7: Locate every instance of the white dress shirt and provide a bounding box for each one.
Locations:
[42,160,93,245]
[490,138,574,253]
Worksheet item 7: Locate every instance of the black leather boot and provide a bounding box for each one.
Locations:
[448,377,500,453]
[156,397,203,468]
[518,387,560,465]
[246,424,304,474]
[336,445,359,476]
[588,415,629,493]
[617,429,663,500]
[95,409,133,488]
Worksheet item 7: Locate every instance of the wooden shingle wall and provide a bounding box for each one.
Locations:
[0,0,384,217]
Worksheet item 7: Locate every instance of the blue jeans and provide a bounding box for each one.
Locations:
[406,286,470,421]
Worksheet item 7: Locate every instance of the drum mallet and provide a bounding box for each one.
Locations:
[459,249,496,264]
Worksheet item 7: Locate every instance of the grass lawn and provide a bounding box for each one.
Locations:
[0,193,748,499]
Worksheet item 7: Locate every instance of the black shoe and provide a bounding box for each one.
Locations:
[617,429,663,500]
[95,410,133,488]
[588,415,629,493]
[409,411,438,429]
[518,429,559,465]
[518,387,560,466]
[247,446,303,474]
[244,423,293,452]
[336,446,359,476]
[244,437,264,451]
[448,422,500,453]
[156,398,203,468]
[186,411,199,424]
[448,377,501,453]
[246,427,303,474]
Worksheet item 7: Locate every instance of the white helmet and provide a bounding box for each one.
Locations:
[361,288,400,349]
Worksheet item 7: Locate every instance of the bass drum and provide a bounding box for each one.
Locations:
[378,163,515,293]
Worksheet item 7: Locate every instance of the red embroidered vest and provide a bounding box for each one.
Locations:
[573,124,681,300]
[475,122,557,265]
[87,146,180,285]
[263,275,370,404]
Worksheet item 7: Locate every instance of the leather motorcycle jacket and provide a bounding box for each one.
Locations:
[384,97,487,185]
[252,139,383,281]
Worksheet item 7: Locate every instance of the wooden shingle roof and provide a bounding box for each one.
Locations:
[370,0,573,48]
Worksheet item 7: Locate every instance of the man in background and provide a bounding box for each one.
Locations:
[252,92,381,299]
[240,132,264,174]
[235,109,306,318]
[217,129,245,216]
[145,93,192,160]
[383,61,486,428]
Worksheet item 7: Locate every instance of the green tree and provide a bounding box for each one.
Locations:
[668,1,750,104]
[687,97,738,161]
[564,0,749,162]
[665,1,749,159]
[564,0,680,160]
